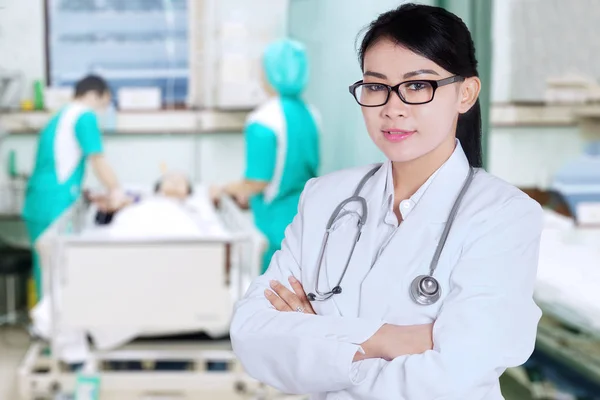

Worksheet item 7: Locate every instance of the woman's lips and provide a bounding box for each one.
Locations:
[382,129,416,142]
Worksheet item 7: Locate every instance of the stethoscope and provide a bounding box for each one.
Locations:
[306,165,477,306]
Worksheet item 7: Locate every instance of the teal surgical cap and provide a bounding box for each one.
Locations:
[263,38,309,97]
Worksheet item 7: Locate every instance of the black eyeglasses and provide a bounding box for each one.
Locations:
[349,75,465,107]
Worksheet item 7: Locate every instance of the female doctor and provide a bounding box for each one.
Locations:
[230,3,543,399]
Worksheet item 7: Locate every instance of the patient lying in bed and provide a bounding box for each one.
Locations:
[32,173,230,363]
[91,172,227,238]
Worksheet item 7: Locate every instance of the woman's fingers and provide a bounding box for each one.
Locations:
[262,278,317,315]
[268,280,313,313]
[288,276,316,314]
[288,276,308,302]
[269,280,303,310]
[265,289,292,311]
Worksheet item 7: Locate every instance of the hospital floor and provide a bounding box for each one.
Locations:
[0,328,29,400]
[0,327,533,400]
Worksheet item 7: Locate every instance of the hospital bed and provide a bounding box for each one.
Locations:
[535,211,600,335]
[505,209,600,396]
[17,187,305,400]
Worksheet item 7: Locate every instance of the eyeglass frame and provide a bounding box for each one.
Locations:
[348,75,465,107]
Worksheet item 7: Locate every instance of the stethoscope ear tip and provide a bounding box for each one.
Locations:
[307,293,316,302]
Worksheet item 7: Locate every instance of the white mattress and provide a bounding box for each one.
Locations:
[80,185,230,240]
[535,210,600,334]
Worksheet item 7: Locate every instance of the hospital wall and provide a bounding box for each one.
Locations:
[0,0,247,189]
[0,0,596,192]
[0,0,535,106]
[287,0,593,186]
[286,0,426,173]
[1,132,246,188]
[0,0,45,104]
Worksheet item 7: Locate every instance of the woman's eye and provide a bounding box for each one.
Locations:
[407,82,427,91]
[364,84,387,92]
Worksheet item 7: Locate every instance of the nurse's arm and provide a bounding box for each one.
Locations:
[230,178,385,395]
[89,154,120,191]
[221,121,275,205]
[224,180,268,200]
[342,196,544,400]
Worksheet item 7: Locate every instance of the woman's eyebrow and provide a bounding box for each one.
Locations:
[363,69,440,80]
[403,69,440,79]
[363,71,387,79]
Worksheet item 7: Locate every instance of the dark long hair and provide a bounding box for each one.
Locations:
[358,3,482,168]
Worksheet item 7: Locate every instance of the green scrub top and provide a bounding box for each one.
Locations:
[245,39,320,274]
[22,103,104,298]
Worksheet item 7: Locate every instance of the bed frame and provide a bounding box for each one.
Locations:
[18,195,304,399]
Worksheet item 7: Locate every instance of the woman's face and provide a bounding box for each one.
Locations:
[360,38,473,164]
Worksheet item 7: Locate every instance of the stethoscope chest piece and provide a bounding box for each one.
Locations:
[410,275,441,305]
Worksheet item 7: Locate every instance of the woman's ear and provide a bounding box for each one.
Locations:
[458,77,481,114]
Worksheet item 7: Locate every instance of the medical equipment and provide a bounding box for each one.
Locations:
[307,165,477,305]
[16,187,302,400]
[551,148,600,225]
[0,69,23,110]
[0,134,28,218]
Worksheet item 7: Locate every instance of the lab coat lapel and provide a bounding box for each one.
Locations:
[359,146,472,319]
[323,163,388,317]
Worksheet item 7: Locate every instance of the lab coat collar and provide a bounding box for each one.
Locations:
[412,139,472,223]
[326,140,471,317]
[351,139,471,223]
[334,139,471,226]
[338,160,389,217]
[383,159,441,222]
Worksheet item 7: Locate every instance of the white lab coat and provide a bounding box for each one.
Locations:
[230,143,543,400]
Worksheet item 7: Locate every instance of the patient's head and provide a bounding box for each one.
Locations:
[155,172,193,200]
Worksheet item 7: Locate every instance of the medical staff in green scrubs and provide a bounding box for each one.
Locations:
[22,75,127,301]
[213,39,320,274]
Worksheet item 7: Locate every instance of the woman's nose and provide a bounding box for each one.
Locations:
[382,90,409,118]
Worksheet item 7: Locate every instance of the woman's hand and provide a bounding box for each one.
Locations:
[360,323,434,361]
[265,276,316,315]
[264,278,432,360]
